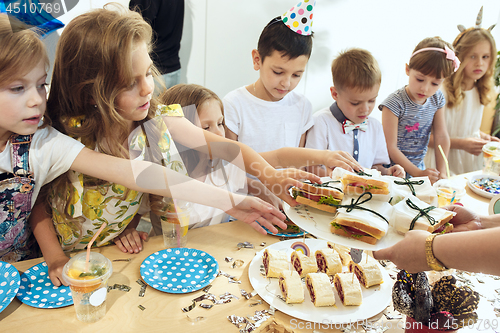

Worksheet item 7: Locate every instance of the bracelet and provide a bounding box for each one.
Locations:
[425,234,447,271]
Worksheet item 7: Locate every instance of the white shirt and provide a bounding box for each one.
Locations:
[0,127,85,207]
[305,107,390,168]
[223,86,313,152]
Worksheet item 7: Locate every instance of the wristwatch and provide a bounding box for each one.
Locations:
[425,234,447,271]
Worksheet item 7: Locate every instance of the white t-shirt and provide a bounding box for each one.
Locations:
[0,127,85,207]
[189,160,247,229]
[305,107,390,168]
[223,86,313,152]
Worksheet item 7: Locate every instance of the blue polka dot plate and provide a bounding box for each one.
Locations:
[0,261,20,313]
[16,262,73,308]
[140,248,219,294]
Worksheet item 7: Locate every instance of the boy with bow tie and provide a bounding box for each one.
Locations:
[306,48,404,177]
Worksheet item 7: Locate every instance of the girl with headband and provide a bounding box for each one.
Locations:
[379,37,459,184]
[425,7,499,175]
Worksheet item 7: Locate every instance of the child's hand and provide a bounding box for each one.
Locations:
[265,168,321,206]
[388,164,405,178]
[226,195,287,235]
[419,168,440,184]
[114,226,148,254]
[463,137,489,156]
[46,254,70,287]
[489,135,500,142]
[323,151,362,174]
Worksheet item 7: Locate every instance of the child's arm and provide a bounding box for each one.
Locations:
[432,107,450,178]
[298,133,307,147]
[480,131,500,142]
[431,131,493,156]
[29,200,70,286]
[372,163,405,177]
[113,214,148,254]
[163,116,320,204]
[259,148,361,174]
[381,107,427,177]
[70,148,287,234]
[247,178,282,209]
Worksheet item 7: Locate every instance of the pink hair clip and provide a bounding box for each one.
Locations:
[410,46,461,72]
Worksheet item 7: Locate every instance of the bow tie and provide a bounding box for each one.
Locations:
[342,120,368,134]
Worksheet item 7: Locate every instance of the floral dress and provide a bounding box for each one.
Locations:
[51,104,188,250]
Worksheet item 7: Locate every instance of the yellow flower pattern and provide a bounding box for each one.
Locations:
[52,104,188,250]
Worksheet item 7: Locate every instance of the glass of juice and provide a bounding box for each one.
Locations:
[62,252,113,323]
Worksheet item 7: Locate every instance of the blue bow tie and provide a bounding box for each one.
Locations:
[343,119,368,134]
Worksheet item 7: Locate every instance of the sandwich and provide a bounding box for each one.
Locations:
[387,176,437,206]
[390,195,455,235]
[348,256,383,288]
[341,173,390,196]
[315,248,342,276]
[331,196,392,245]
[262,249,289,278]
[305,273,336,307]
[334,272,363,306]
[278,270,304,304]
[327,242,352,265]
[292,180,344,213]
[290,251,318,278]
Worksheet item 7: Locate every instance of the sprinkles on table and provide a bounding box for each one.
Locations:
[471,177,500,195]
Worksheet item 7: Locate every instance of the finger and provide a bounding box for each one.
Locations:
[287,170,321,183]
[279,191,299,207]
[248,220,268,235]
[255,216,279,234]
[372,248,389,261]
[59,276,69,287]
[126,233,141,253]
[49,273,62,287]
[140,231,149,241]
[263,212,287,230]
[114,240,128,253]
[120,236,134,253]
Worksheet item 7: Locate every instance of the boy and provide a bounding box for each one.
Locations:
[223,1,314,153]
[305,48,405,177]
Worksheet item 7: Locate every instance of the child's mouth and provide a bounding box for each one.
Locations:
[139,101,150,110]
[24,115,40,124]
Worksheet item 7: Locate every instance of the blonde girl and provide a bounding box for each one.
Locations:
[380,37,458,184]
[425,11,499,175]
[30,4,316,286]
[0,14,284,265]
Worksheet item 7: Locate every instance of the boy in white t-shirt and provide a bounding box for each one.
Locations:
[306,48,405,177]
[223,2,314,153]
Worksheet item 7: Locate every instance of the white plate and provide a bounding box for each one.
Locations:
[283,202,403,251]
[248,239,393,324]
[467,174,500,199]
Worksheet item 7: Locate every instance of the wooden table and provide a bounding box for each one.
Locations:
[0,172,496,333]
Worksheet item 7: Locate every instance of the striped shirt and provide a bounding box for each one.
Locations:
[378,86,445,169]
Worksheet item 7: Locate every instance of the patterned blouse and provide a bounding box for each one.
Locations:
[51,104,188,250]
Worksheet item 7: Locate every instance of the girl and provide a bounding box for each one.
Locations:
[380,37,458,184]
[158,84,361,230]
[424,17,499,175]
[29,5,322,286]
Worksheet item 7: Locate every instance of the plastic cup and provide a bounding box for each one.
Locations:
[161,201,191,248]
[433,179,466,208]
[482,142,500,175]
[62,252,112,323]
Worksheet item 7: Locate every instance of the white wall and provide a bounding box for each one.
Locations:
[54,0,500,122]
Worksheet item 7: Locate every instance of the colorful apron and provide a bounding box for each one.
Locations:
[0,134,39,262]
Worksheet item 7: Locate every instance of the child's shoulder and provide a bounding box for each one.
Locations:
[222,86,249,102]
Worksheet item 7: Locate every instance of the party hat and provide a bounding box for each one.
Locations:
[281,0,316,36]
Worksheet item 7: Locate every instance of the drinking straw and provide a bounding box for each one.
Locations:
[86,222,107,272]
[173,199,181,248]
[437,145,451,179]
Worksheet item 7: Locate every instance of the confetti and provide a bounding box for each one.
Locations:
[138,305,145,311]
[181,301,196,313]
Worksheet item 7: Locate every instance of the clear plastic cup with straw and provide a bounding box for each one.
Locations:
[62,223,112,323]
[161,200,191,248]
[435,145,466,207]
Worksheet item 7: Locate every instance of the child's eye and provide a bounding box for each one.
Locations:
[293,74,301,78]
[416,78,423,82]
[483,55,489,60]
[273,70,282,75]
[351,102,359,106]
[432,82,439,86]
[37,83,48,90]
[203,126,209,131]
[146,71,153,77]
[10,86,24,93]
[218,122,223,127]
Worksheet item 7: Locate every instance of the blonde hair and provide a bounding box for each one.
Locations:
[409,37,456,79]
[0,14,50,125]
[331,48,381,91]
[444,28,497,108]
[158,84,223,174]
[46,4,166,246]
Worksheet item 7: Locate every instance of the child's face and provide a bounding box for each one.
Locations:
[462,40,492,83]
[197,99,225,137]
[252,49,308,102]
[405,65,444,105]
[331,84,380,124]
[115,41,154,129]
[0,60,47,145]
